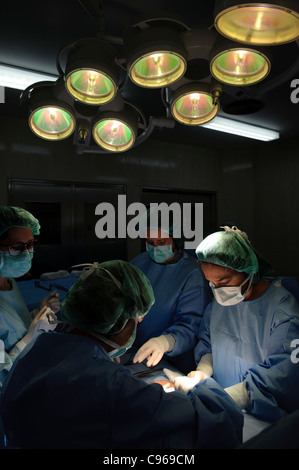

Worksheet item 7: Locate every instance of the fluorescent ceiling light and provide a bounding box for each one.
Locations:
[201,116,279,141]
[0,64,57,90]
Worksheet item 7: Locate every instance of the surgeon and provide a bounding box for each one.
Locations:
[0,206,60,387]
[0,260,243,449]
[129,206,211,373]
[169,226,299,423]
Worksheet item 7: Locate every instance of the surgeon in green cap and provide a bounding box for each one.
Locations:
[0,260,245,449]
[0,206,60,387]
[168,226,299,423]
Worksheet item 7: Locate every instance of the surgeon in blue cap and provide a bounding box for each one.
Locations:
[0,206,59,387]
[169,226,299,423]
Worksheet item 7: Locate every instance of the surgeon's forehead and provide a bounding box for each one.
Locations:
[1,227,34,244]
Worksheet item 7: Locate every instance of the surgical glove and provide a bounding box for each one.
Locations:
[225,382,251,410]
[163,368,185,382]
[187,370,209,382]
[23,306,58,345]
[173,376,200,393]
[39,290,60,314]
[133,334,175,367]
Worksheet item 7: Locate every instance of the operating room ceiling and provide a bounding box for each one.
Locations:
[1,0,299,149]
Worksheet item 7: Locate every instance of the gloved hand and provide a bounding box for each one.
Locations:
[23,306,58,345]
[133,334,175,367]
[39,290,60,314]
[187,370,209,382]
[225,382,251,410]
[173,376,200,393]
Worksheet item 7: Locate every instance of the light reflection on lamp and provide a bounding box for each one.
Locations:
[214,3,299,45]
[66,68,116,105]
[29,105,75,141]
[170,84,220,125]
[129,51,186,88]
[63,38,119,105]
[210,47,271,85]
[92,116,136,152]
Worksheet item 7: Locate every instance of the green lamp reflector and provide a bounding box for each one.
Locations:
[211,48,270,85]
[215,4,299,45]
[29,106,75,140]
[66,68,116,104]
[172,92,219,125]
[130,51,186,87]
[93,119,135,152]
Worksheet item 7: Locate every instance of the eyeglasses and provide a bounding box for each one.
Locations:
[0,239,40,257]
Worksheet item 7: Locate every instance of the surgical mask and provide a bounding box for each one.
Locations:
[0,250,33,278]
[86,321,137,359]
[210,274,254,306]
[146,242,174,264]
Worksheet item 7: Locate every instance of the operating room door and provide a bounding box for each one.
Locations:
[8,179,126,277]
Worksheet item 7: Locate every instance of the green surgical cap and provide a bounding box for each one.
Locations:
[61,260,155,335]
[196,226,273,283]
[0,206,40,237]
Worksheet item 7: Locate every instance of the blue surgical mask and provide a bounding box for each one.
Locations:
[0,250,33,278]
[87,321,137,359]
[146,242,174,264]
[210,274,254,306]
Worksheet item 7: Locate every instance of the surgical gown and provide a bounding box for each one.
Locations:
[0,331,243,449]
[194,280,299,422]
[131,251,211,371]
[0,279,31,387]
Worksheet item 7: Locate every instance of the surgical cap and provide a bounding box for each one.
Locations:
[61,260,155,335]
[196,226,273,283]
[0,206,40,237]
[138,206,184,248]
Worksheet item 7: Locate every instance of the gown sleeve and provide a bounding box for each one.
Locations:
[243,297,299,421]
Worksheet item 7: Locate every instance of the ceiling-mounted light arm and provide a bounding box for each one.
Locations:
[161,87,172,118]
[254,39,299,98]
[130,14,191,32]
[79,0,106,39]
[20,80,55,106]
[56,41,77,77]
[211,81,222,106]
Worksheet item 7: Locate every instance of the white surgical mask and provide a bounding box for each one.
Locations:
[146,243,174,264]
[0,250,33,278]
[210,274,254,306]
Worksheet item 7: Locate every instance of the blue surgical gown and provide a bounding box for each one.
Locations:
[194,280,299,422]
[131,251,211,371]
[0,279,31,387]
[0,331,243,449]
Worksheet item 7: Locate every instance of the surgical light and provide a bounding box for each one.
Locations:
[125,19,188,88]
[170,84,220,125]
[64,38,119,105]
[214,1,299,45]
[210,44,271,85]
[27,84,76,141]
[201,116,280,141]
[92,109,138,152]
